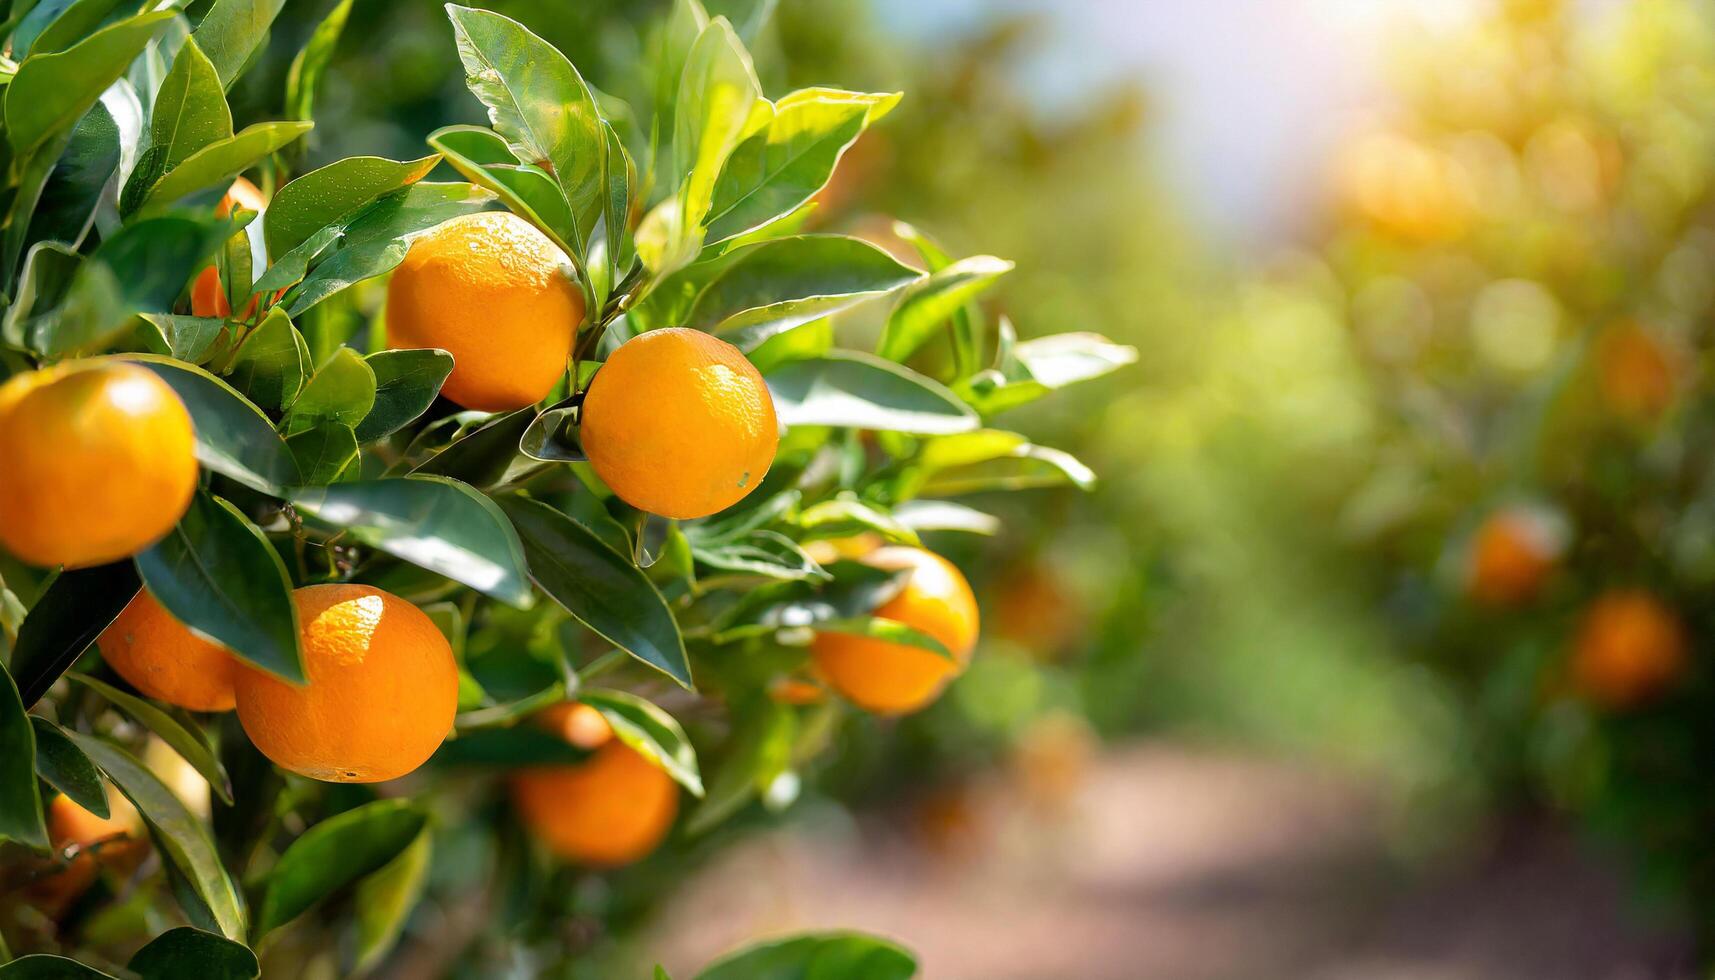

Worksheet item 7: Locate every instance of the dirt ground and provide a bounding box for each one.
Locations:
[642,742,1696,979]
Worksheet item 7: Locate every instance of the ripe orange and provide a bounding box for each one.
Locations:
[1466,508,1563,607]
[28,792,146,916]
[98,589,239,712]
[1595,321,1676,423]
[190,177,271,319]
[812,546,979,714]
[233,584,458,783]
[535,700,614,750]
[0,361,197,568]
[385,211,583,411]
[1571,590,1686,709]
[580,327,779,519]
[511,738,679,867]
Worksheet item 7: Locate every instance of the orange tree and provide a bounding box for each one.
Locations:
[0,0,1132,976]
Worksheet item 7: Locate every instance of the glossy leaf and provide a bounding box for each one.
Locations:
[499,496,692,689]
[283,345,375,436]
[694,236,921,350]
[877,255,1012,364]
[581,688,703,795]
[70,734,245,940]
[129,355,302,494]
[256,799,427,938]
[812,617,950,660]
[767,351,977,435]
[285,423,358,485]
[137,315,227,364]
[674,17,763,242]
[426,126,575,258]
[148,37,231,173]
[0,956,116,979]
[5,10,172,157]
[134,121,313,216]
[0,667,46,848]
[519,395,585,463]
[25,100,120,252]
[705,88,898,244]
[128,928,258,980]
[407,407,534,487]
[135,490,304,684]
[9,561,139,708]
[190,0,289,90]
[67,675,234,804]
[695,931,916,980]
[224,307,309,411]
[891,499,999,536]
[956,331,1138,416]
[917,442,1096,496]
[30,717,108,818]
[356,348,454,442]
[265,154,440,259]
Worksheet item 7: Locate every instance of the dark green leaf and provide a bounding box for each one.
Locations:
[3,242,81,350]
[256,799,427,937]
[134,122,312,216]
[135,490,303,684]
[432,724,587,768]
[356,348,453,442]
[224,307,309,411]
[66,674,234,804]
[284,423,358,485]
[137,315,227,364]
[289,477,532,608]
[30,717,108,817]
[407,406,533,487]
[581,688,702,795]
[876,255,1012,364]
[24,100,119,251]
[265,154,439,259]
[352,827,430,974]
[518,395,584,463]
[766,351,977,435]
[282,346,375,436]
[0,666,46,847]
[4,10,172,157]
[9,561,139,708]
[128,928,257,980]
[69,734,244,939]
[0,955,117,979]
[128,355,302,494]
[498,495,691,689]
[695,931,917,980]
[189,0,288,90]
[148,36,232,173]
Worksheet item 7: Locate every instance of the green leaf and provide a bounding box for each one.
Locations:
[289,477,533,608]
[134,490,304,684]
[956,330,1138,416]
[189,0,288,90]
[30,718,108,818]
[425,126,577,260]
[128,355,302,494]
[283,346,376,436]
[917,441,1096,496]
[406,406,533,488]
[224,307,309,411]
[265,154,440,259]
[352,827,430,974]
[432,724,586,768]
[674,17,763,240]
[580,688,702,796]
[695,931,916,980]
[445,4,603,253]
[256,799,427,938]
[25,100,120,252]
[3,242,81,349]
[0,667,46,848]
[14,0,122,59]
[813,617,950,660]
[284,423,358,485]
[69,734,245,940]
[891,499,999,536]
[705,88,898,244]
[518,395,584,463]
[5,10,171,157]
[137,315,227,364]
[498,496,692,689]
[66,674,233,805]
[286,182,496,315]
[148,36,232,173]
[134,121,313,216]
[796,496,917,545]
[9,562,139,708]
[766,351,977,435]
[693,236,921,350]
[0,955,116,979]
[686,697,791,835]
[877,255,1012,364]
[356,348,454,442]
[284,0,352,123]
[128,928,257,980]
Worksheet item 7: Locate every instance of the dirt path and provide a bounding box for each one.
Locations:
[641,742,1695,979]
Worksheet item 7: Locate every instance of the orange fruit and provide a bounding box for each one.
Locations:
[385,211,583,411]
[28,791,146,916]
[98,589,239,712]
[580,327,779,519]
[1571,590,1686,709]
[233,584,458,783]
[993,561,1083,656]
[1466,508,1563,607]
[511,738,679,867]
[1595,321,1676,423]
[0,361,197,568]
[812,546,979,714]
[535,700,614,750]
[191,177,271,320]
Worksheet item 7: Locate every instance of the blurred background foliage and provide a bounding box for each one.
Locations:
[231,0,1715,968]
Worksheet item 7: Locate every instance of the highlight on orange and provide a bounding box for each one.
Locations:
[1570,590,1687,710]
[1594,320,1678,423]
[98,589,240,712]
[190,177,273,320]
[1465,506,1567,608]
[811,546,980,715]
[511,702,679,866]
[233,584,459,783]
